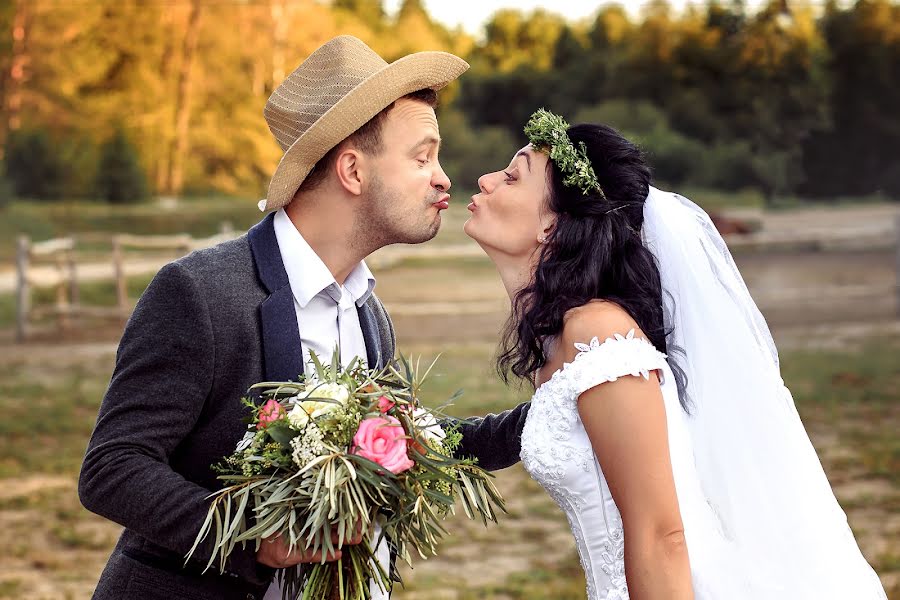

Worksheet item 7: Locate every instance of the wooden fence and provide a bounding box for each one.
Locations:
[11,217,900,342]
[14,223,237,342]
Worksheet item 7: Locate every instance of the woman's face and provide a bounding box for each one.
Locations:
[464,145,554,259]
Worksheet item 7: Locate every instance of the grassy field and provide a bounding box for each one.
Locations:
[0,273,157,332]
[1,193,897,597]
[0,334,896,599]
[4,187,893,261]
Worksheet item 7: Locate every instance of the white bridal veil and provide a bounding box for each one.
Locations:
[641,187,886,598]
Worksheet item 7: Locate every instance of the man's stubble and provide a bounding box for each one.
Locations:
[355,173,442,253]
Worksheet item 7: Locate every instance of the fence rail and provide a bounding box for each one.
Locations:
[11,217,900,343]
[14,224,238,342]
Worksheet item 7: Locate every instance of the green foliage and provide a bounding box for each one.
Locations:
[573,100,669,136]
[692,140,759,191]
[524,109,602,195]
[191,351,505,598]
[3,0,898,204]
[458,66,550,132]
[438,108,517,189]
[4,129,69,200]
[800,0,900,197]
[477,9,568,72]
[333,0,385,24]
[573,101,708,188]
[0,167,13,210]
[94,128,149,204]
[456,1,898,201]
[639,127,709,186]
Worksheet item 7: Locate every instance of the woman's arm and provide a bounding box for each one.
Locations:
[563,303,693,600]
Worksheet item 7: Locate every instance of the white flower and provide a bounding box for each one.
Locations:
[303,381,350,404]
[290,426,326,468]
[412,407,446,444]
[287,382,350,428]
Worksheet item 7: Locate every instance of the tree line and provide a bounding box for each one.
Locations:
[1,0,897,205]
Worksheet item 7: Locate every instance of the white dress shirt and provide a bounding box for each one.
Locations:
[273,208,375,372]
[264,208,389,599]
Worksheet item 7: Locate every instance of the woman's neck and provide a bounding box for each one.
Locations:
[490,250,537,305]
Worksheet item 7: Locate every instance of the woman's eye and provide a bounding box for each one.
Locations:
[417,157,429,165]
[503,171,516,182]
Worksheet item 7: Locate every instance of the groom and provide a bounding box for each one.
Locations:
[78,36,529,600]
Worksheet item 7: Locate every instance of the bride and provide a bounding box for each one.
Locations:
[463,109,887,599]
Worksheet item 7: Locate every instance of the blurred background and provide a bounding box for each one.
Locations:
[0,0,897,598]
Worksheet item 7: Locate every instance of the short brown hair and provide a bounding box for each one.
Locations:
[298,88,438,192]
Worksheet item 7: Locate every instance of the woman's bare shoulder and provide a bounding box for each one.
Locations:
[560,301,644,361]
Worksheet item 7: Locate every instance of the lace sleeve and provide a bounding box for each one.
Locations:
[564,329,668,398]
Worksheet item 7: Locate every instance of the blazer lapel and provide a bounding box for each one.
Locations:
[248,213,304,382]
[357,301,382,369]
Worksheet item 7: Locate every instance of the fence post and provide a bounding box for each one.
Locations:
[68,235,79,308]
[55,251,70,331]
[112,235,128,312]
[15,235,30,343]
[896,215,900,319]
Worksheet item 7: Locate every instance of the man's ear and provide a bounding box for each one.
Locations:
[334,146,364,196]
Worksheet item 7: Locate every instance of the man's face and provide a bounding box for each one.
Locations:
[361,98,451,246]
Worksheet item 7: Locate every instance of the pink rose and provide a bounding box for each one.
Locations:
[352,416,414,474]
[376,395,395,414]
[257,399,285,430]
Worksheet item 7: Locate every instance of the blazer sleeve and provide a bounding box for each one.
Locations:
[449,401,531,471]
[77,262,270,585]
[368,294,526,471]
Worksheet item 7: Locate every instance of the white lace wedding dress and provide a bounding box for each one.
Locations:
[520,330,887,600]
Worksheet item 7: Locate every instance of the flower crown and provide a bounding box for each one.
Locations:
[524,108,605,198]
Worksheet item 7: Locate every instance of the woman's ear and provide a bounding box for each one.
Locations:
[538,213,556,244]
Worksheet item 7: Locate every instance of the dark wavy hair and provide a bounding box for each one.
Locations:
[496,122,689,410]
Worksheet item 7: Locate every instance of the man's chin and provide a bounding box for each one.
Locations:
[415,213,442,243]
[418,221,441,244]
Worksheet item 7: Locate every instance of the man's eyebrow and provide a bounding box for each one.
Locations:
[515,149,531,172]
[410,135,441,152]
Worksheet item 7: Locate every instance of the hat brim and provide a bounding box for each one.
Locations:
[261,51,469,212]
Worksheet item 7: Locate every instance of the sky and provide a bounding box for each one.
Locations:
[381,0,773,35]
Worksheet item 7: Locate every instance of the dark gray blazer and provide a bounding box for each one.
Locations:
[79,213,530,600]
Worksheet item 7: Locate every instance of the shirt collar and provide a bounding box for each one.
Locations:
[344,257,376,306]
[273,209,376,309]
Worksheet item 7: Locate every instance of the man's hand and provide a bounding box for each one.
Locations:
[256,524,364,568]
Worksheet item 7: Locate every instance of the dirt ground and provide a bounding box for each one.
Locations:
[0,323,897,599]
[1,201,898,598]
[379,248,897,346]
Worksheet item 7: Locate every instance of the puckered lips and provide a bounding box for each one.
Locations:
[432,193,450,210]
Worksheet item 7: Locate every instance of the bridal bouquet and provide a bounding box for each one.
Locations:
[186,351,505,600]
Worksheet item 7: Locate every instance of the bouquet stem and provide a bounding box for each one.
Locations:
[287,544,389,600]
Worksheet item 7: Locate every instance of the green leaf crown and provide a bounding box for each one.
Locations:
[524,108,605,198]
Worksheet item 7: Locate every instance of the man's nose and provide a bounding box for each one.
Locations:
[433,163,451,193]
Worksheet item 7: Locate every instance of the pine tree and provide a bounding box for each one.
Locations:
[95,128,148,204]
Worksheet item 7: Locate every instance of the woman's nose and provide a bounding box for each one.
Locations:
[477,172,494,194]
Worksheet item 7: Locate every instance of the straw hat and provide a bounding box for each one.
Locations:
[259,35,469,212]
